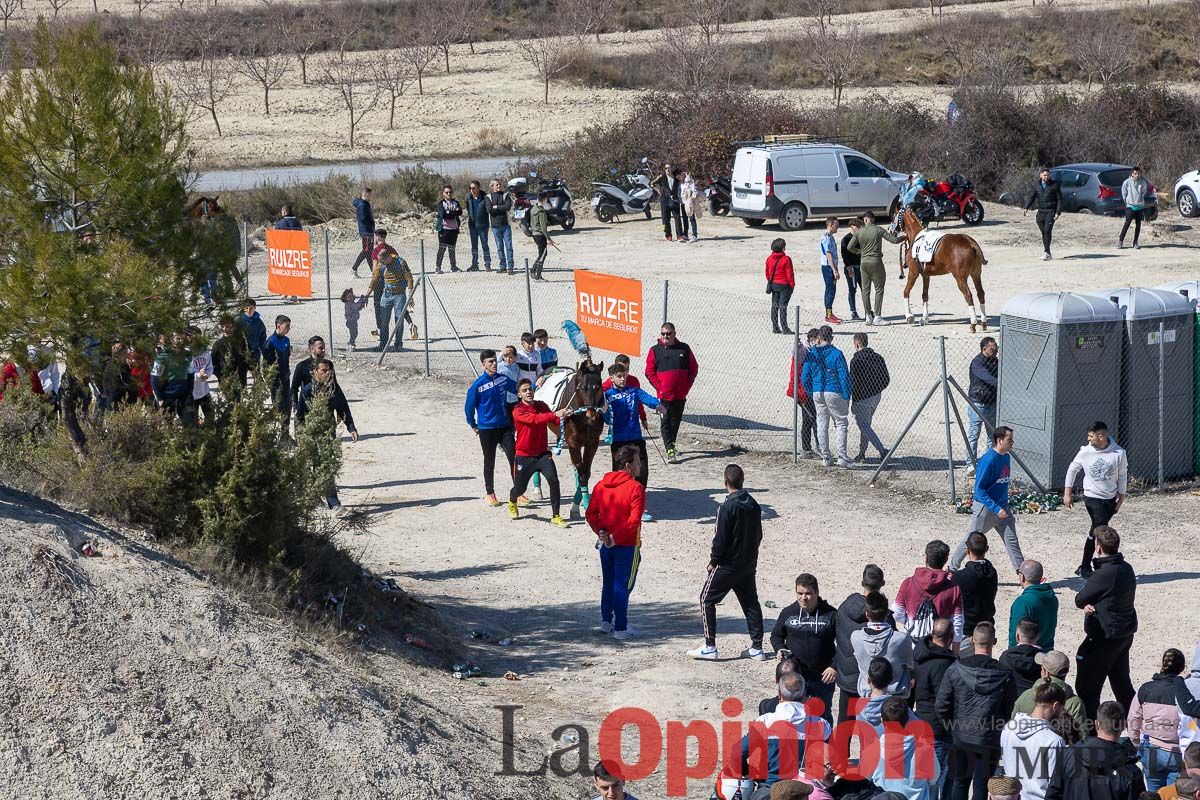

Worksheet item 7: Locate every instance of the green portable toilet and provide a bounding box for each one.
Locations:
[1157,280,1200,474]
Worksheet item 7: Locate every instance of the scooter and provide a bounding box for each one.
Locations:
[706,175,731,216]
[591,166,655,223]
[511,172,576,232]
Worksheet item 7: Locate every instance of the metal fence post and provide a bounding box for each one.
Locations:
[421,240,430,377]
[792,306,800,464]
[663,279,670,325]
[323,228,333,354]
[524,257,534,334]
[1158,319,1166,490]
[939,337,957,505]
[242,220,250,293]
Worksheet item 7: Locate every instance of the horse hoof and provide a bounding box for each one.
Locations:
[905,316,914,324]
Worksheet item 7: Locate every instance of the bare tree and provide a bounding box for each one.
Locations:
[560,0,608,44]
[282,12,321,84]
[400,30,440,95]
[929,0,945,17]
[319,54,380,148]
[0,0,20,31]
[461,0,491,53]
[131,0,156,18]
[428,8,464,74]
[797,0,837,36]
[515,19,583,105]
[46,0,73,19]
[805,21,865,115]
[968,36,1025,96]
[1066,21,1135,88]
[682,0,738,46]
[168,16,236,136]
[371,51,415,130]
[235,42,289,115]
[654,25,731,93]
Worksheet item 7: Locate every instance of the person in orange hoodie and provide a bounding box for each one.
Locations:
[766,237,796,335]
[587,444,647,642]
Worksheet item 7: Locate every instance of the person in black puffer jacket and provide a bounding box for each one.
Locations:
[966,336,999,467]
[951,531,998,638]
[1045,700,1146,800]
[834,564,896,724]
[913,619,958,784]
[1024,166,1063,260]
[999,618,1044,695]
[770,573,839,723]
[1073,525,1138,725]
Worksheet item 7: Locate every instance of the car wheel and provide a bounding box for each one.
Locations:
[562,211,576,230]
[1178,189,1198,218]
[778,202,808,231]
[1077,206,1093,215]
[744,217,765,227]
[596,205,615,224]
[962,200,985,225]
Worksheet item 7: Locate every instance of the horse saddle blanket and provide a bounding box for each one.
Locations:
[912,229,947,265]
[535,368,575,411]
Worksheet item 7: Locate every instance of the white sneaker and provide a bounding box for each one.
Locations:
[744,647,768,661]
[1042,252,1052,261]
[612,629,635,641]
[838,459,853,469]
[347,344,356,352]
[595,621,613,634]
[641,511,654,522]
[874,317,889,326]
[623,624,640,636]
[687,645,718,660]
[865,314,875,326]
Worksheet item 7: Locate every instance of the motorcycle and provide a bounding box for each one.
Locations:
[706,175,731,216]
[591,163,656,223]
[922,173,985,225]
[510,171,576,232]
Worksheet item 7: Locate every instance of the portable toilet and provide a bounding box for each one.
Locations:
[1088,287,1196,482]
[1156,280,1200,474]
[997,292,1124,489]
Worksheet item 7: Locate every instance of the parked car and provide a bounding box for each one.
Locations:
[730,140,907,231]
[1046,163,1158,220]
[1173,169,1200,217]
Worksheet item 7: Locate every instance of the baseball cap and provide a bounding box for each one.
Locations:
[1035,650,1071,677]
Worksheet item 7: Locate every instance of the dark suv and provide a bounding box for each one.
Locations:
[1047,163,1158,219]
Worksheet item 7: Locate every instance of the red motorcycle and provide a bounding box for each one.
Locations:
[923,173,985,225]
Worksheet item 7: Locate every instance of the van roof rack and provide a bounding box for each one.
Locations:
[732,134,859,148]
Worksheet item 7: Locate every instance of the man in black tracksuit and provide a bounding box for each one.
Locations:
[689,464,763,661]
[913,618,958,789]
[998,617,1044,695]
[834,563,895,724]
[1024,167,1063,260]
[290,335,326,412]
[1073,525,1138,724]
[1045,700,1146,800]
[770,573,838,723]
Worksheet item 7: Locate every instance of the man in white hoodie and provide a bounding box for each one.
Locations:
[1062,421,1128,579]
[1001,678,1066,800]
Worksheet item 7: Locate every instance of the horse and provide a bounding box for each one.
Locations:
[890,207,990,331]
[187,195,224,220]
[544,358,606,518]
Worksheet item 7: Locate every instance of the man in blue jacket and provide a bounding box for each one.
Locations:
[604,363,664,521]
[237,298,268,366]
[951,425,1025,573]
[464,180,492,272]
[351,187,374,277]
[801,325,852,469]
[465,349,520,507]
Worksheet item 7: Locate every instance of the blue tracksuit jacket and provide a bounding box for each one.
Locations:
[973,447,1011,514]
[604,386,659,443]
[465,371,518,430]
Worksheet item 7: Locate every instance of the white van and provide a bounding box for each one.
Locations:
[730,142,907,231]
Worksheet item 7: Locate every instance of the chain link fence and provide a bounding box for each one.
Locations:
[237,226,1199,501]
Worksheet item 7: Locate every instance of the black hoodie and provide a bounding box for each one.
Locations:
[834,593,897,693]
[770,598,838,679]
[913,636,957,737]
[950,557,998,635]
[1044,735,1146,800]
[998,643,1043,695]
[709,489,762,570]
[1075,553,1137,640]
[935,654,1017,752]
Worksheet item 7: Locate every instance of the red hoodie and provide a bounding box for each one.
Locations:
[586,469,645,547]
[894,567,965,640]
[765,252,795,288]
[512,400,559,456]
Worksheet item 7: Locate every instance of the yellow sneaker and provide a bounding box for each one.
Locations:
[485,494,500,507]
[506,501,519,520]
[551,515,567,529]
[516,495,532,507]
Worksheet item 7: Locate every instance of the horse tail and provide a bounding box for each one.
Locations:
[971,238,988,267]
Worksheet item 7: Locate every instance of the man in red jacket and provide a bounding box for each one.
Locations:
[508,378,569,527]
[586,444,647,641]
[645,322,698,463]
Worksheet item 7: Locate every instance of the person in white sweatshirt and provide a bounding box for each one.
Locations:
[1001,678,1067,800]
[1062,420,1127,579]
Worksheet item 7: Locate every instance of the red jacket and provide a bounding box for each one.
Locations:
[645,339,698,402]
[765,252,795,288]
[603,374,647,424]
[785,352,809,404]
[512,400,558,456]
[586,469,645,547]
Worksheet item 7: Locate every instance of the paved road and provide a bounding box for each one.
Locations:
[193,156,517,192]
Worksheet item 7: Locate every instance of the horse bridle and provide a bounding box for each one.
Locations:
[565,364,605,416]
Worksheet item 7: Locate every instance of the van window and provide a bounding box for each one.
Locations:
[803,152,840,178]
[775,154,805,180]
[844,155,880,178]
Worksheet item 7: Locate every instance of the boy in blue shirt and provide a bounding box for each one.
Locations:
[604,363,664,521]
[952,425,1025,573]
[533,329,558,370]
[237,298,268,365]
[263,314,292,418]
[465,349,521,507]
[819,217,842,324]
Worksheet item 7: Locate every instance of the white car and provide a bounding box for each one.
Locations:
[1173,170,1200,217]
[730,140,907,231]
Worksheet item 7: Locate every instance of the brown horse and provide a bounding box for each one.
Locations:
[890,207,990,331]
[187,195,224,220]
[554,358,606,517]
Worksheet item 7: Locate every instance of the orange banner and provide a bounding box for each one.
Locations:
[265,228,313,298]
[574,269,643,356]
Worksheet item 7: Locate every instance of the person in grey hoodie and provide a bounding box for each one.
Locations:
[834,563,895,724]
[850,591,914,698]
[1118,166,1150,249]
[1001,678,1067,800]
[1063,421,1128,579]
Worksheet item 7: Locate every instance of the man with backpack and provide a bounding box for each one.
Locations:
[848,332,890,464]
[892,539,965,644]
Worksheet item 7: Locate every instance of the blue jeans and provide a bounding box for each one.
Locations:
[468,223,491,268]
[200,273,217,304]
[822,264,837,312]
[599,544,640,632]
[491,225,514,272]
[1142,742,1180,792]
[933,734,951,799]
[966,402,996,461]
[378,287,406,350]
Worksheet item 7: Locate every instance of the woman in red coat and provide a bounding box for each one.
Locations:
[765,237,796,334]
